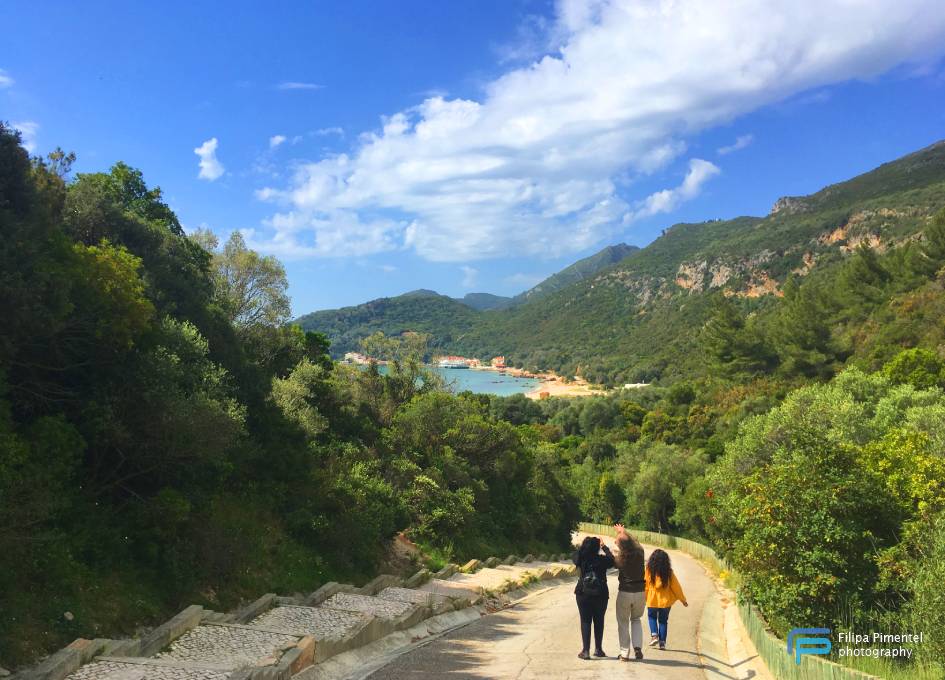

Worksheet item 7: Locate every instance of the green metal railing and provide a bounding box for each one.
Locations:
[577,522,879,680]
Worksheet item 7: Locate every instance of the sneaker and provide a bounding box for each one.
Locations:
[594,649,607,658]
[618,654,630,662]
[577,651,590,660]
[659,642,666,650]
[634,647,644,660]
[648,635,659,647]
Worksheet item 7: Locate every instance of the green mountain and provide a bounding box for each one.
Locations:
[455,292,514,311]
[513,243,639,303]
[295,289,480,357]
[297,243,639,353]
[447,140,945,383]
[299,140,945,378]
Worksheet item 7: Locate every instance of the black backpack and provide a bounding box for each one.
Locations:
[579,560,604,597]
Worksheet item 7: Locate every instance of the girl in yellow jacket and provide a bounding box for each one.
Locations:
[644,549,688,650]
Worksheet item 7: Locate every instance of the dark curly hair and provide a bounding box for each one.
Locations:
[647,548,672,587]
[577,536,601,565]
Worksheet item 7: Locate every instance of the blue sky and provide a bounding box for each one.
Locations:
[4,1,945,315]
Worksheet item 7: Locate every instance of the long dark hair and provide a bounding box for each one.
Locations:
[614,534,643,571]
[577,536,601,565]
[647,548,672,586]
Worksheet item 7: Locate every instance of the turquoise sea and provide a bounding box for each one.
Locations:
[375,365,541,396]
[432,367,541,396]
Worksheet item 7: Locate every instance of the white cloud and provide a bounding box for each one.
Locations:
[314,127,344,137]
[0,69,13,88]
[12,121,38,153]
[630,159,721,221]
[277,81,322,91]
[253,0,945,262]
[460,265,478,289]
[194,137,224,181]
[717,134,755,156]
[243,209,404,259]
[269,134,287,149]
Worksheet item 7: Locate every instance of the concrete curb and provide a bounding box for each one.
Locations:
[459,559,481,573]
[233,594,278,624]
[12,639,108,680]
[403,569,431,588]
[304,582,357,607]
[356,575,404,596]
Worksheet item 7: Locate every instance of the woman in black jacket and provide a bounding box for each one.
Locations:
[573,536,615,659]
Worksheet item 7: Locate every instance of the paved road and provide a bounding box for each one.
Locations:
[367,545,718,680]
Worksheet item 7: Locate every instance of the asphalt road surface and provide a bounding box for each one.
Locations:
[367,545,717,680]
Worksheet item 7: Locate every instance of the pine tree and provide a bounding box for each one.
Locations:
[702,295,776,378]
[772,277,840,378]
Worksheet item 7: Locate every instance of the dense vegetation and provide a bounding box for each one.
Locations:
[479,208,945,673]
[295,289,480,357]
[0,125,578,668]
[5,118,945,677]
[510,242,638,303]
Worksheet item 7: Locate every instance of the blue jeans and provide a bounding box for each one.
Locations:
[647,607,670,643]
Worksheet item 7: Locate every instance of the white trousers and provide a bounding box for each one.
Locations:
[616,590,646,654]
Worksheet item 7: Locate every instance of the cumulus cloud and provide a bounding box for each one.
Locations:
[631,159,721,221]
[0,68,13,88]
[460,265,478,289]
[243,209,404,259]
[718,134,755,156]
[269,134,287,149]
[194,137,224,181]
[277,81,322,91]
[314,127,344,137]
[253,0,945,262]
[12,121,38,153]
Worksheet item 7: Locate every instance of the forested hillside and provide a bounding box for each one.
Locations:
[449,141,945,383]
[482,205,945,675]
[296,243,640,357]
[300,141,945,384]
[0,125,578,668]
[295,289,480,357]
[6,120,945,676]
[511,242,639,303]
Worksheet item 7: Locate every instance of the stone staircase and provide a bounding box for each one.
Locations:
[19,554,577,680]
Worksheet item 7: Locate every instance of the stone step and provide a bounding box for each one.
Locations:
[457,567,528,592]
[249,605,375,664]
[65,656,235,680]
[417,573,483,601]
[153,623,299,669]
[318,592,431,638]
[375,586,453,611]
[317,593,417,621]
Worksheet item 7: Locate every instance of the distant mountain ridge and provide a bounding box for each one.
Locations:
[513,243,639,303]
[296,243,639,355]
[297,140,945,377]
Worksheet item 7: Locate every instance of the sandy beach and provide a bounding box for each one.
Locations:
[471,365,604,399]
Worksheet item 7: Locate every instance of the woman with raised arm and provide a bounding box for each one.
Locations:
[612,523,646,661]
[644,548,688,650]
[572,535,614,660]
